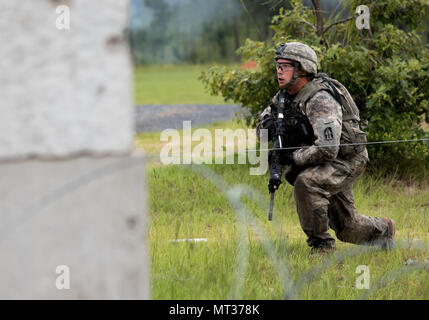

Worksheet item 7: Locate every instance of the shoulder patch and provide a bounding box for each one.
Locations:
[315,117,341,146]
[324,127,334,141]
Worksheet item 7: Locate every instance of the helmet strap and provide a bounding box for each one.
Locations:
[283,62,303,90]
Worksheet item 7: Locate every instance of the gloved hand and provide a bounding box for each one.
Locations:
[268,175,282,193]
[284,164,302,186]
[261,115,276,141]
[262,115,275,131]
[283,150,296,166]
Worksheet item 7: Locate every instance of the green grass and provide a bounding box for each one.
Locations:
[136,65,429,299]
[147,160,429,300]
[136,121,429,300]
[134,65,232,105]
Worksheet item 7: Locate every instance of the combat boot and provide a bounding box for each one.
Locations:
[380,218,396,250]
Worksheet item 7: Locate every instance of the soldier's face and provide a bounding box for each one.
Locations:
[276,58,294,89]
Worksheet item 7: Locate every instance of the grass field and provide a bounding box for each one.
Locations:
[136,121,429,300]
[147,163,429,300]
[135,65,429,300]
[134,65,233,105]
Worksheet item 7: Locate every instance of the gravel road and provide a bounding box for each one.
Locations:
[135,104,243,133]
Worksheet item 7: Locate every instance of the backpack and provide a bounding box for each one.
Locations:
[317,73,368,159]
[289,73,368,159]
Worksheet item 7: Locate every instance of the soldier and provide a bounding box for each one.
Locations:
[257,42,396,256]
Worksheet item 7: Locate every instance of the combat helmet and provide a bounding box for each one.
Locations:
[274,42,318,75]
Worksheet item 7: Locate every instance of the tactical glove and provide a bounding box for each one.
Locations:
[268,149,283,193]
[284,164,302,186]
[261,115,276,141]
[268,175,282,193]
[283,150,296,166]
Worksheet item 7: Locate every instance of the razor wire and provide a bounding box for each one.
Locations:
[357,259,429,299]
[0,136,428,298]
[196,167,429,299]
[175,148,427,298]
[186,164,429,299]
[187,165,298,300]
[199,174,429,299]
[260,137,429,152]
[138,137,429,162]
[295,240,429,299]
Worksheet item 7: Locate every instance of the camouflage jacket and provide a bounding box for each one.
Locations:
[257,82,346,167]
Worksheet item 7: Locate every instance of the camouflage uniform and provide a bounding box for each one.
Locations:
[257,42,392,250]
[293,91,390,248]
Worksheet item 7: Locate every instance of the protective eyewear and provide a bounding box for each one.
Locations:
[275,62,295,71]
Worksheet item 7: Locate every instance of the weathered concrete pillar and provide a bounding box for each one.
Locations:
[0,0,149,299]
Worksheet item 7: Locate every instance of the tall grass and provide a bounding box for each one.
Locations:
[137,65,429,299]
[139,118,429,299]
[147,159,429,300]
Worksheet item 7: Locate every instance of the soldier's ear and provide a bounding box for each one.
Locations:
[298,68,308,77]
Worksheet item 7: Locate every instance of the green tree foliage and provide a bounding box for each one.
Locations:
[200,0,429,176]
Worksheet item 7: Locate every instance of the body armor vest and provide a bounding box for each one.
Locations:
[270,73,367,159]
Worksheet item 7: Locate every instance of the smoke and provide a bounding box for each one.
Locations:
[130,0,154,30]
[131,0,240,33]
[169,0,240,35]
[129,0,346,64]
[129,0,244,64]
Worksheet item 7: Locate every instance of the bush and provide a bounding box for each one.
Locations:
[200,0,429,178]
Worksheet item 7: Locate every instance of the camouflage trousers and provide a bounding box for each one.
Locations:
[293,151,389,248]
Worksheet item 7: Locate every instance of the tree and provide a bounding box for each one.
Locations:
[200,0,429,176]
[130,0,292,64]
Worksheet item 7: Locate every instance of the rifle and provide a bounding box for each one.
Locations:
[268,192,275,221]
[267,91,286,221]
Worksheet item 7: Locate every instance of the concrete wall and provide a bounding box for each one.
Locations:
[0,0,133,160]
[0,0,149,299]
